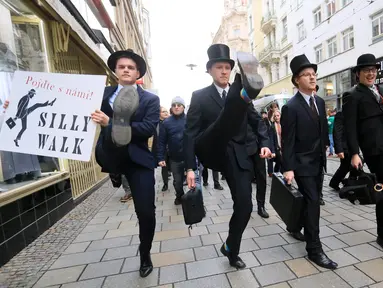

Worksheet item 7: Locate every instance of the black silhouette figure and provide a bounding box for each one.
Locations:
[11,89,56,147]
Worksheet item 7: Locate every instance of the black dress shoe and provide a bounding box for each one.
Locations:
[237,52,264,99]
[214,184,224,190]
[258,207,269,218]
[203,182,209,187]
[377,236,383,248]
[319,198,325,206]
[139,254,153,277]
[161,184,168,191]
[174,197,182,205]
[221,176,226,180]
[308,252,338,270]
[289,231,305,242]
[220,244,246,269]
[329,181,340,191]
[109,174,122,188]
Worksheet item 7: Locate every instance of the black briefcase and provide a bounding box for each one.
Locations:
[181,185,206,226]
[5,117,16,129]
[270,172,303,232]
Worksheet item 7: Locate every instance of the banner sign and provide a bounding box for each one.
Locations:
[0,71,106,161]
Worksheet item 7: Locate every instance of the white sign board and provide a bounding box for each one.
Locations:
[0,71,106,161]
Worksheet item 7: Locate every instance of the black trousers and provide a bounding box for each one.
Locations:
[194,78,251,255]
[250,153,267,207]
[170,160,185,198]
[161,152,170,185]
[202,168,219,186]
[330,154,353,186]
[295,173,323,254]
[363,154,383,238]
[97,127,156,255]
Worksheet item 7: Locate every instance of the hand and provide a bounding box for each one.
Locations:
[186,170,196,189]
[283,170,294,185]
[91,110,109,127]
[259,147,271,158]
[337,152,344,159]
[3,100,9,109]
[351,154,363,169]
[271,153,276,158]
[158,161,166,167]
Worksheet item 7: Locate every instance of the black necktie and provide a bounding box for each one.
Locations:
[309,96,319,118]
[222,90,227,102]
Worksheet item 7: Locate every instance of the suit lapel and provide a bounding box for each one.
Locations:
[297,92,320,130]
[209,84,224,109]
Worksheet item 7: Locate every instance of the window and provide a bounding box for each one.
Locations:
[342,0,352,6]
[297,21,305,41]
[284,55,289,76]
[275,62,280,81]
[327,36,337,58]
[249,14,253,31]
[314,45,323,62]
[342,27,354,51]
[313,7,322,27]
[372,13,383,38]
[282,17,288,39]
[326,0,335,18]
[233,27,240,38]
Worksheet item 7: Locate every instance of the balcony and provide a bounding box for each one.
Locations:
[258,43,281,65]
[261,11,277,34]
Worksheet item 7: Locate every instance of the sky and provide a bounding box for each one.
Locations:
[144,0,225,108]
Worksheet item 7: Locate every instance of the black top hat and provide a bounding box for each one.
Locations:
[206,44,235,71]
[107,49,147,79]
[352,53,380,72]
[290,54,317,86]
[315,85,319,92]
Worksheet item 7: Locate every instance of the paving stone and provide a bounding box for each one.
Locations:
[343,213,365,221]
[370,281,383,288]
[62,242,91,255]
[227,269,259,288]
[285,258,319,277]
[150,249,195,268]
[356,258,383,282]
[161,221,189,231]
[344,243,383,261]
[161,236,202,252]
[87,236,132,251]
[104,215,133,224]
[93,211,119,218]
[336,231,376,246]
[211,215,232,224]
[159,264,186,285]
[335,266,375,288]
[189,226,209,236]
[288,271,351,288]
[321,236,348,250]
[88,218,108,225]
[283,242,307,258]
[220,227,258,242]
[104,227,140,239]
[201,233,222,245]
[80,259,123,280]
[263,283,290,288]
[344,219,377,231]
[323,214,352,224]
[252,262,296,286]
[254,224,284,236]
[215,209,234,216]
[173,274,231,288]
[253,247,292,265]
[319,249,359,269]
[207,223,231,233]
[328,223,354,234]
[162,209,178,216]
[237,252,260,268]
[319,226,338,237]
[153,229,189,241]
[102,245,138,261]
[61,278,104,288]
[254,234,288,249]
[194,246,218,261]
[34,265,85,288]
[103,268,159,287]
[186,257,235,279]
[50,250,105,269]
[73,231,107,243]
[118,220,138,228]
[81,223,119,234]
[238,238,259,252]
[280,232,301,244]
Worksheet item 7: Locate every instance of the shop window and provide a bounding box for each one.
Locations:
[0,0,61,192]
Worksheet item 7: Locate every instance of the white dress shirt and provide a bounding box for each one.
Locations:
[109,84,138,108]
[300,90,319,114]
[214,83,230,99]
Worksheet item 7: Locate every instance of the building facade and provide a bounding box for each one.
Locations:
[0,0,152,267]
[290,0,383,111]
[212,0,250,82]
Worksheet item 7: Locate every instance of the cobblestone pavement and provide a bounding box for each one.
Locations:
[2,158,383,288]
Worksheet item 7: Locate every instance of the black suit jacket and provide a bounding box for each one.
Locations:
[343,83,383,157]
[333,110,348,154]
[246,113,271,156]
[184,83,269,171]
[281,92,329,176]
[95,85,160,172]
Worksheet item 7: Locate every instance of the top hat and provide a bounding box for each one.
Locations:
[352,53,380,72]
[315,85,319,92]
[107,49,147,79]
[206,44,235,71]
[290,54,317,86]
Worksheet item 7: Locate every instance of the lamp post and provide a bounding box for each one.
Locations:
[186,63,197,70]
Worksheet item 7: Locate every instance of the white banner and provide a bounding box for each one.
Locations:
[0,71,106,161]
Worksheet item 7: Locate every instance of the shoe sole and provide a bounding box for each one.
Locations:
[237,51,264,99]
[112,86,139,146]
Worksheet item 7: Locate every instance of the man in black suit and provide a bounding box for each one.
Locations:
[92,49,159,278]
[343,53,383,249]
[184,44,270,269]
[281,54,337,269]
